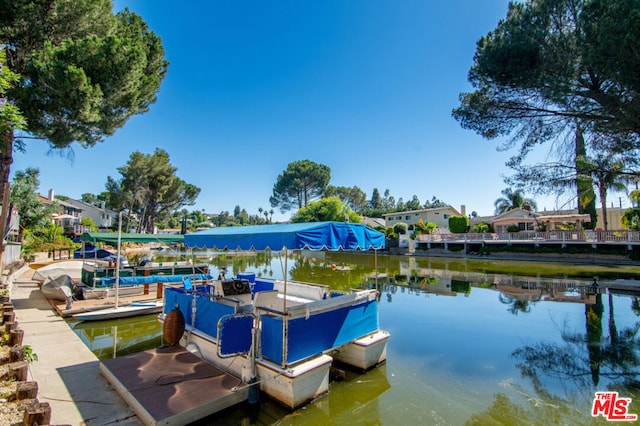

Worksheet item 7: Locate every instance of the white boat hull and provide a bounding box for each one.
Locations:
[181,331,333,410]
[73,302,163,321]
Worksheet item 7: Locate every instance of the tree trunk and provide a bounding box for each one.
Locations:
[0,128,14,274]
[575,127,597,228]
[599,184,609,232]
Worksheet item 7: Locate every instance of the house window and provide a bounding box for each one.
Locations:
[443,214,449,219]
[405,216,410,220]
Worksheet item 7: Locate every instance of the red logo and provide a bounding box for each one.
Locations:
[592,392,638,422]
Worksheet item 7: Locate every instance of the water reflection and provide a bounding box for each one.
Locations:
[75,252,640,425]
[69,314,162,359]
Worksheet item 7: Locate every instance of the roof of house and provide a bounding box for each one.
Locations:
[382,206,460,217]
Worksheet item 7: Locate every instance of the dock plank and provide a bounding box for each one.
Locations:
[101,346,248,425]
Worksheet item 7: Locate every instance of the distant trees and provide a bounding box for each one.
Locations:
[358,189,450,218]
[270,160,330,213]
[105,149,200,233]
[325,185,367,212]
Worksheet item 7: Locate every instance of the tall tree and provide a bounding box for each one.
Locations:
[110,149,200,233]
[370,188,382,209]
[575,127,598,228]
[324,185,367,212]
[0,0,167,236]
[405,195,421,211]
[0,49,25,140]
[270,160,330,213]
[0,49,26,267]
[585,155,629,231]
[453,0,640,203]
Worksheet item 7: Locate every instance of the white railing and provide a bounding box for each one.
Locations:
[415,230,640,243]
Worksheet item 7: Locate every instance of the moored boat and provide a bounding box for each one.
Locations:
[41,274,75,310]
[158,222,390,409]
[32,260,84,283]
[72,301,164,321]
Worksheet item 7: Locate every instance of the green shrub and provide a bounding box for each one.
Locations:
[393,222,408,235]
[448,216,469,233]
[470,222,492,233]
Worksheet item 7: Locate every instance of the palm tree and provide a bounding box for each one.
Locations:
[586,155,628,231]
[494,188,537,215]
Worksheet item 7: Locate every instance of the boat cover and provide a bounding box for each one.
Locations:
[80,232,184,244]
[97,273,212,287]
[184,222,385,251]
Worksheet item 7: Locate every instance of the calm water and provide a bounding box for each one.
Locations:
[68,252,640,425]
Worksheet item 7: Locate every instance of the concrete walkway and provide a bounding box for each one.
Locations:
[8,264,142,425]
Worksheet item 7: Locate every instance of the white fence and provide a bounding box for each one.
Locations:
[415,230,640,244]
[2,242,22,267]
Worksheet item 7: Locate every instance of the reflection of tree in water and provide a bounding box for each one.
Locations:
[501,292,640,422]
[531,293,640,388]
[466,386,583,425]
[499,294,535,315]
[206,251,276,276]
[288,254,372,291]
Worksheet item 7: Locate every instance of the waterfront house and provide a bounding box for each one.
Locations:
[62,198,117,232]
[488,207,624,233]
[383,206,462,230]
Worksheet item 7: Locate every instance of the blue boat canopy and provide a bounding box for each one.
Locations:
[183,222,385,251]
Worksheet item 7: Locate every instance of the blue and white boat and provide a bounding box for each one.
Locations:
[160,221,390,409]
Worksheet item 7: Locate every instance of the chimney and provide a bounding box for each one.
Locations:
[460,205,466,216]
[48,189,54,201]
[101,201,106,209]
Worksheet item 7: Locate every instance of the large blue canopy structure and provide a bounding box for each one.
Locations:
[183,222,385,251]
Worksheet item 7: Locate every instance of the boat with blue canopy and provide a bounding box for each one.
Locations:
[160,221,390,409]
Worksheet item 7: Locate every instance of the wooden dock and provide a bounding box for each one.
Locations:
[100,346,249,425]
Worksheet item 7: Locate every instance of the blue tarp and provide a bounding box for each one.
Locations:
[73,245,125,263]
[97,274,212,287]
[183,222,385,251]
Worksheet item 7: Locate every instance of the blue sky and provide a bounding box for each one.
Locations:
[13,0,620,221]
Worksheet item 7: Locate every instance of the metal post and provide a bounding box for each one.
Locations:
[115,212,122,309]
[282,247,288,367]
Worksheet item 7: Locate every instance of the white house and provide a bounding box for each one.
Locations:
[62,198,117,230]
[383,206,463,229]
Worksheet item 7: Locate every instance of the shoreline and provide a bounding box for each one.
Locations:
[385,248,639,266]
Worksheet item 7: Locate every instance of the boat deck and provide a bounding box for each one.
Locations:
[48,292,164,317]
[100,345,249,425]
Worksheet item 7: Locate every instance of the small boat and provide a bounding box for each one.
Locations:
[73,244,128,266]
[32,260,84,283]
[73,213,164,322]
[41,275,75,310]
[72,301,163,321]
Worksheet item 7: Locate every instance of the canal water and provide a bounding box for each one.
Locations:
[67,252,640,425]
